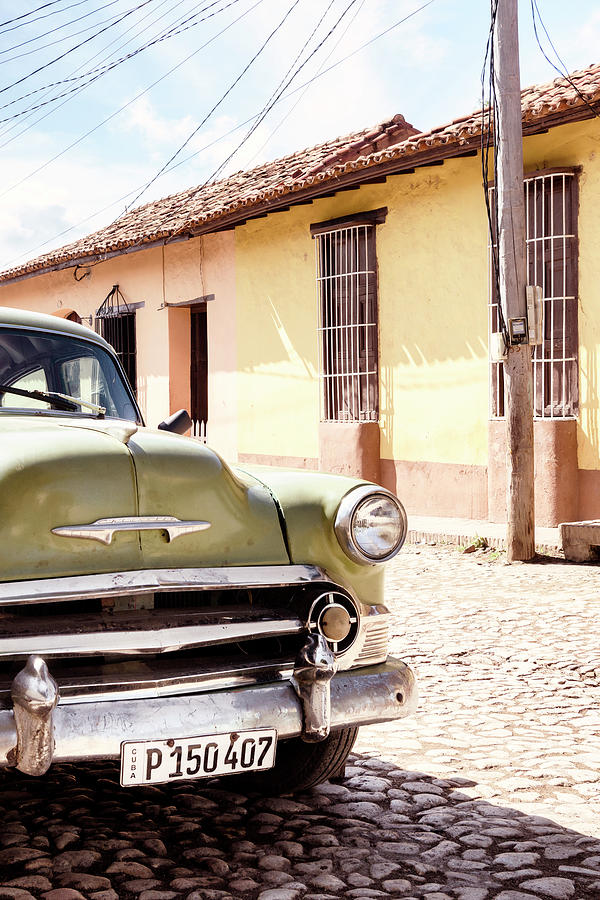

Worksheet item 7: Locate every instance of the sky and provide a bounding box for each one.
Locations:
[0,0,598,272]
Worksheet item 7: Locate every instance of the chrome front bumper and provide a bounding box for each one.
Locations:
[0,653,417,775]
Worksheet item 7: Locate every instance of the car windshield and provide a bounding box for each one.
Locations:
[0,326,139,422]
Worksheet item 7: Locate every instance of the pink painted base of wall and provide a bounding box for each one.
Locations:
[239,451,488,520]
[572,469,600,521]
[488,419,578,527]
[318,422,381,484]
[237,446,600,526]
[380,458,488,520]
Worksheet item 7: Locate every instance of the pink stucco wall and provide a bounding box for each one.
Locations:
[0,230,238,460]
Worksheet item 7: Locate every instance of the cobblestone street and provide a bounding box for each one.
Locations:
[1,545,599,900]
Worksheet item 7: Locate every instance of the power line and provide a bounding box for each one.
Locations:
[1,1,434,268]
[481,0,507,342]
[0,0,124,60]
[0,0,196,143]
[0,0,246,120]
[530,0,600,120]
[0,0,134,63]
[0,0,158,97]
[0,0,72,32]
[123,0,304,212]
[0,0,265,199]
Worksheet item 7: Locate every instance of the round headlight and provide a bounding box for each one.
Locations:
[335,486,407,565]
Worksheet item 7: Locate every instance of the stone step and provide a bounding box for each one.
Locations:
[560,520,600,562]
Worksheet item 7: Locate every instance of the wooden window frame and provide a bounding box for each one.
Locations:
[489,169,579,420]
[313,212,384,424]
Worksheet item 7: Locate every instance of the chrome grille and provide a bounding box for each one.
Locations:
[353,617,390,667]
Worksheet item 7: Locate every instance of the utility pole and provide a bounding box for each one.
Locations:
[493,0,535,561]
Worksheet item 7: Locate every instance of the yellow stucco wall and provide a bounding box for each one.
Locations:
[377,159,489,466]
[235,118,600,474]
[235,207,320,460]
[2,116,600,480]
[202,231,238,460]
[235,156,490,466]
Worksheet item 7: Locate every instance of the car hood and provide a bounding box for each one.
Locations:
[0,416,288,582]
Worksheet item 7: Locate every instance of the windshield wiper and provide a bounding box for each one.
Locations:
[0,384,106,416]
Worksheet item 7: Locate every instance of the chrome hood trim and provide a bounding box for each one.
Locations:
[52,515,211,546]
[0,564,329,607]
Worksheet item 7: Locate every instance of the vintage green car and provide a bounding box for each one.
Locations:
[0,307,416,792]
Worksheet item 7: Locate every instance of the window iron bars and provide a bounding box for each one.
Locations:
[488,172,578,419]
[315,225,379,423]
[95,284,137,395]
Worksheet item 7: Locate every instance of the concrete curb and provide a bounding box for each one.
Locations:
[406,528,561,553]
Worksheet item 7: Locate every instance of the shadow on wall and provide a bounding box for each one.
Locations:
[238,288,489,373]
[1,754,599,895]
[390,335,489,370]
[238,296,317,375]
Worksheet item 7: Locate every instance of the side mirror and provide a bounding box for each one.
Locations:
[158,409,193,435]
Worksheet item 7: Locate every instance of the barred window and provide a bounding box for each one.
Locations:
[96,285,137,395]
[314,218,381,423]
[489,170,578,419]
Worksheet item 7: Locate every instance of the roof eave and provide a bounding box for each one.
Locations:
[0,100,597,286]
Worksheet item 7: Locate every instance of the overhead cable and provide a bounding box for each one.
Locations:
[530,0,599,119]
[0,0,70,32]
[1,0,436,264]
[481,0,508,343]
[0,0,245,119]
[123,0,304,212]
[0,0,266,199]
[1,0,127,61]
[0,0,158,96]
[0,0,194,142]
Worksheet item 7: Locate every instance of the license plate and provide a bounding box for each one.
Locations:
[120,728,277,786]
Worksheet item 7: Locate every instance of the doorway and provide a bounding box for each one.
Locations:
[190,304,208,441]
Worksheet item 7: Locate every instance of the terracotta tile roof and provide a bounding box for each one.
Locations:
[0,114,417,283]
[2,63,600,283]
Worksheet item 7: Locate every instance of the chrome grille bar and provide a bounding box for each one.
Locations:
[40,658,297,705]
[0,565,328,607]
[0,616,304,659]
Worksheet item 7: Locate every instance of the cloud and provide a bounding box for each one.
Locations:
[559,10,600,70]
[0,149,148,270]
[118,95,196,148]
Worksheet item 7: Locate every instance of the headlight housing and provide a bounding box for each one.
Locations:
[334,486,407,565]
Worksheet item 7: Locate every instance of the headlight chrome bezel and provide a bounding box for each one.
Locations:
[334,485,407,565]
